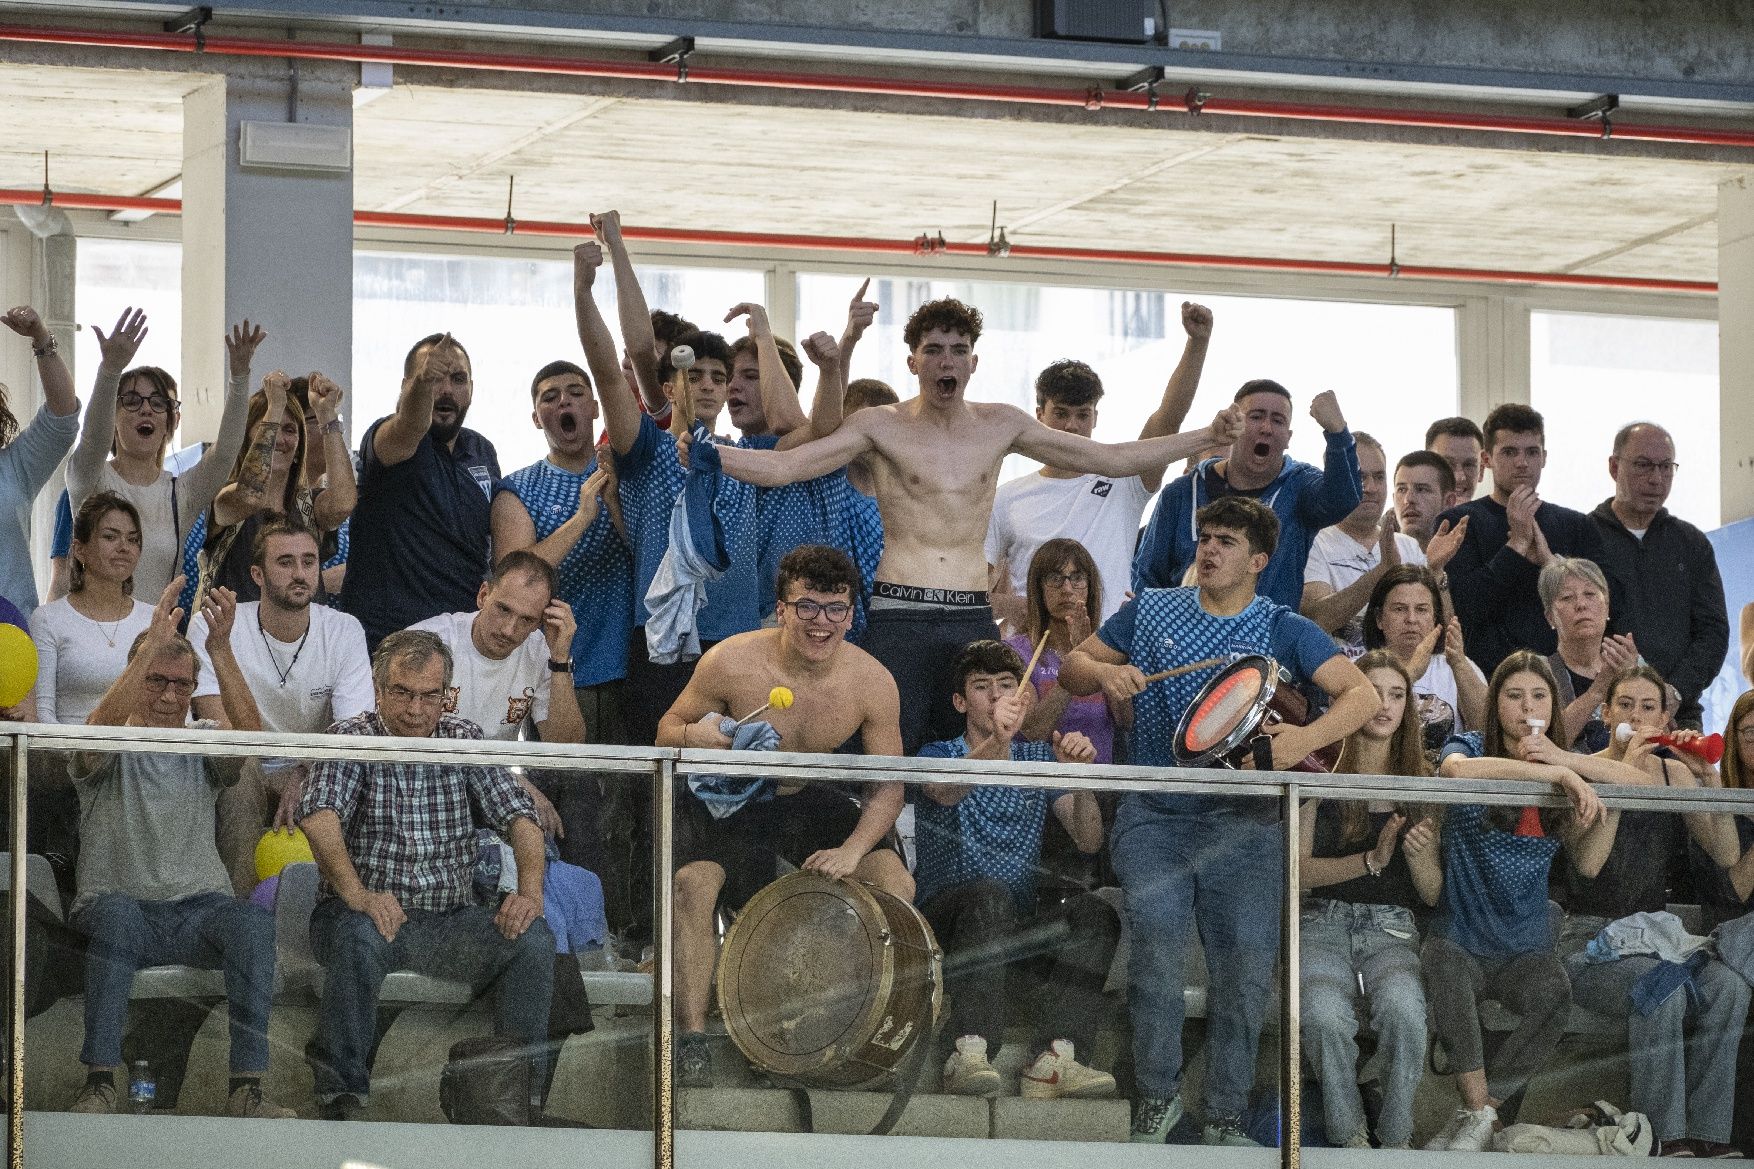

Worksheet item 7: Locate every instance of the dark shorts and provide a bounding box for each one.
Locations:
[677,784,889,911]
[860,600,998,755]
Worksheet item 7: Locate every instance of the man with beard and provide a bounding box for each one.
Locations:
[1133,379,1361,610]
[658,545,910,1087]
[340,332,500,649]
[190,518,375,890]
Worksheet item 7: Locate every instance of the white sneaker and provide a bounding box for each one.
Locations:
[1447,1105,1498,1152]
[1020,1040,1116,1099]
[941,1035,1003,1096]
[1424,1108,1469,1150]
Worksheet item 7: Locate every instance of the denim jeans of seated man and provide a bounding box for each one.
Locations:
[72,890,276,1073]
[1300,900,1427,1147]
[1110,801,1282,1119]
[308,896,555,1102]
[1559,913,1749,1145]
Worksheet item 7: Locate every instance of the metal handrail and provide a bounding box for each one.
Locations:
[8,720,1754,812]
[6,721,1754,1169]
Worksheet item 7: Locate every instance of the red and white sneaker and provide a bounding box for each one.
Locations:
[1019,1040,1116,1100]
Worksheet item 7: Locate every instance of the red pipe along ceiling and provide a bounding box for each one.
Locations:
[0,188,1718,294]
[3,20,1754,150]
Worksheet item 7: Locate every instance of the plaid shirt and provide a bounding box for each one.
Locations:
[299,711,537,911]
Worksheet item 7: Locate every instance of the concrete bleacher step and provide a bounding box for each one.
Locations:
[677,1086,1128,1141]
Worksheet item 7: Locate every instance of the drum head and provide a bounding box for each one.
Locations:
[1172,654,1278,766]
[719,872,887,1072]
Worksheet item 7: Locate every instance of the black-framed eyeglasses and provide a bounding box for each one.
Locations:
[1627,458,1679,477]
[780,598,852,622]
[142,674,196,695]
[386,684,447,707]
[118,391,174,414]
[1045,571,1088,590]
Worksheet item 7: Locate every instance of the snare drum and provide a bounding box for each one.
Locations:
[717,870,942,1090]
[1171,654,1335,773]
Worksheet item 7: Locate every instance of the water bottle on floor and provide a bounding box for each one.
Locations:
[127,1060,155,1114]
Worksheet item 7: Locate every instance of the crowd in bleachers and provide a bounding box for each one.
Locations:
[1,209,1751,1152]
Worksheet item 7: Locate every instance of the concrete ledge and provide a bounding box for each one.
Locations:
[992,1096,1129,1143]
[680,1086,988,1138]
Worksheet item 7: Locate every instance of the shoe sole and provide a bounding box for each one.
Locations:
[1021,1080,1117,1100]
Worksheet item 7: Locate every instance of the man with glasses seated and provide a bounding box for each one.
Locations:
[297,629,552,1121]
[655,545,912,1088]
[67,580,295,1119]
[1588,422,1726,729]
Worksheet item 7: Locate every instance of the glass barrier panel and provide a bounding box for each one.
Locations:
[14,741,655,1167]
[666,758,1284,1160]
[1308,782,1754,1158]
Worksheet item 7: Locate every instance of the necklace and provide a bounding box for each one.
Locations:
[258,613,312,688]
[94,618,122,648]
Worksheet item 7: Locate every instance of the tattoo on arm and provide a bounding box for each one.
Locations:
[236,419,277,499]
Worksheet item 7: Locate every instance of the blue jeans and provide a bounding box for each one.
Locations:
[1560,914,1749,1144]
[1300,900,1426,1147]
[308,897,555,1102]
[1110,800,1282,1116]
[70,891,275,1073]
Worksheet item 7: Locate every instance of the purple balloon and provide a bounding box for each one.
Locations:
[249,875,280,912]
[0,597,23,632]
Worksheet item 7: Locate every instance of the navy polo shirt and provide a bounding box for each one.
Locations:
[340,417,500,648]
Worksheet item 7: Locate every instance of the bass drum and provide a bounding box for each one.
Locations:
[717,870,942,1090]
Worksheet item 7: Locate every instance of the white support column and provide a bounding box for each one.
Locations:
[765,260,800,343]
[181,64,355,442]
[1456,293,1530,423]
[1720,173,1754,525]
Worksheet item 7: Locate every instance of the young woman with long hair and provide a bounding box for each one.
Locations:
[1421,651,1625,1152]
[1297,650,1441,1149]
[1362,564,1486,762]
[1692,689,1754,928]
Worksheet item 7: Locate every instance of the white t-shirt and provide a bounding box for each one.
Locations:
[27,596,155,724]
[1304,525,1427,654]
[189,601,374,733]
[409,610,550,741]
[985,471,1152,623]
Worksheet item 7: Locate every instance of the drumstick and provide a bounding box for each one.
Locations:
[1141,656,1228,685]
[733,685,795,728]
[1023,629,1051,681]
[668,344,697,439]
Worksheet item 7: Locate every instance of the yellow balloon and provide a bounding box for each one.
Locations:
[768,686,794,711]
[255,827,314,881]
[0,623,38,708]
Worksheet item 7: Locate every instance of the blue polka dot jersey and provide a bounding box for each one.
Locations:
[912,735,1060,915]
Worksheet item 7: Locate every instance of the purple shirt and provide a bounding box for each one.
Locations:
[1004,633,1115,764]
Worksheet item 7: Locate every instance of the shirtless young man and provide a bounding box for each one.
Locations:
[657,544,911,1087]
[695,297,1243,753]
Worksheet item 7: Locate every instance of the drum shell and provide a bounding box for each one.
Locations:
[718,871,943,1090]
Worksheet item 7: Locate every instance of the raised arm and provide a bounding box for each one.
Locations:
[67,307,148,504]
[307,373,356,529]
[213,368,289,528]
[1011,403,1240,479]
[2,306,77,417]
[707,413,874,487]
[573,242,643,457]
[1137,301,1212,492]
[180,321,266,516]
[796,332,845,447]
[199,587,263,733]
[728,302,807,437]
[591,211,662,412]
[373,332,452,467]
[86,578,183,727]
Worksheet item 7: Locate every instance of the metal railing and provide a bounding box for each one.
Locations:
[5,719,1754,1169]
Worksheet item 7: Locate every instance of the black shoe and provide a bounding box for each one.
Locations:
[320,1093,363,1121]
[678,1033,713,1089]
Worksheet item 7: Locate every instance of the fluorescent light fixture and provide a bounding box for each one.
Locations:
[238,121,353,173]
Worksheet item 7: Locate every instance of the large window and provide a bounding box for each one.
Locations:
[74,237,185,448]
[1530,310,1720,530]
[796,274,1458,483]
[354,251,764,471]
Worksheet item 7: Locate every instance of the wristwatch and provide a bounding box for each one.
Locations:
[548,658,574,674]
[31,335,57,358]
[1363,853,1383,878]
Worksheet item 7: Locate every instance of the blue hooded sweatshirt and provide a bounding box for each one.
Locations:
[1131,428,1361,609]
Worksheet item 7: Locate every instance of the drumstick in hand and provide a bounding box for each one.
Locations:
[734,685,795,728]
[668,344,697,439]
[1140,656,1228,685]
[1023,629,1051,682]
